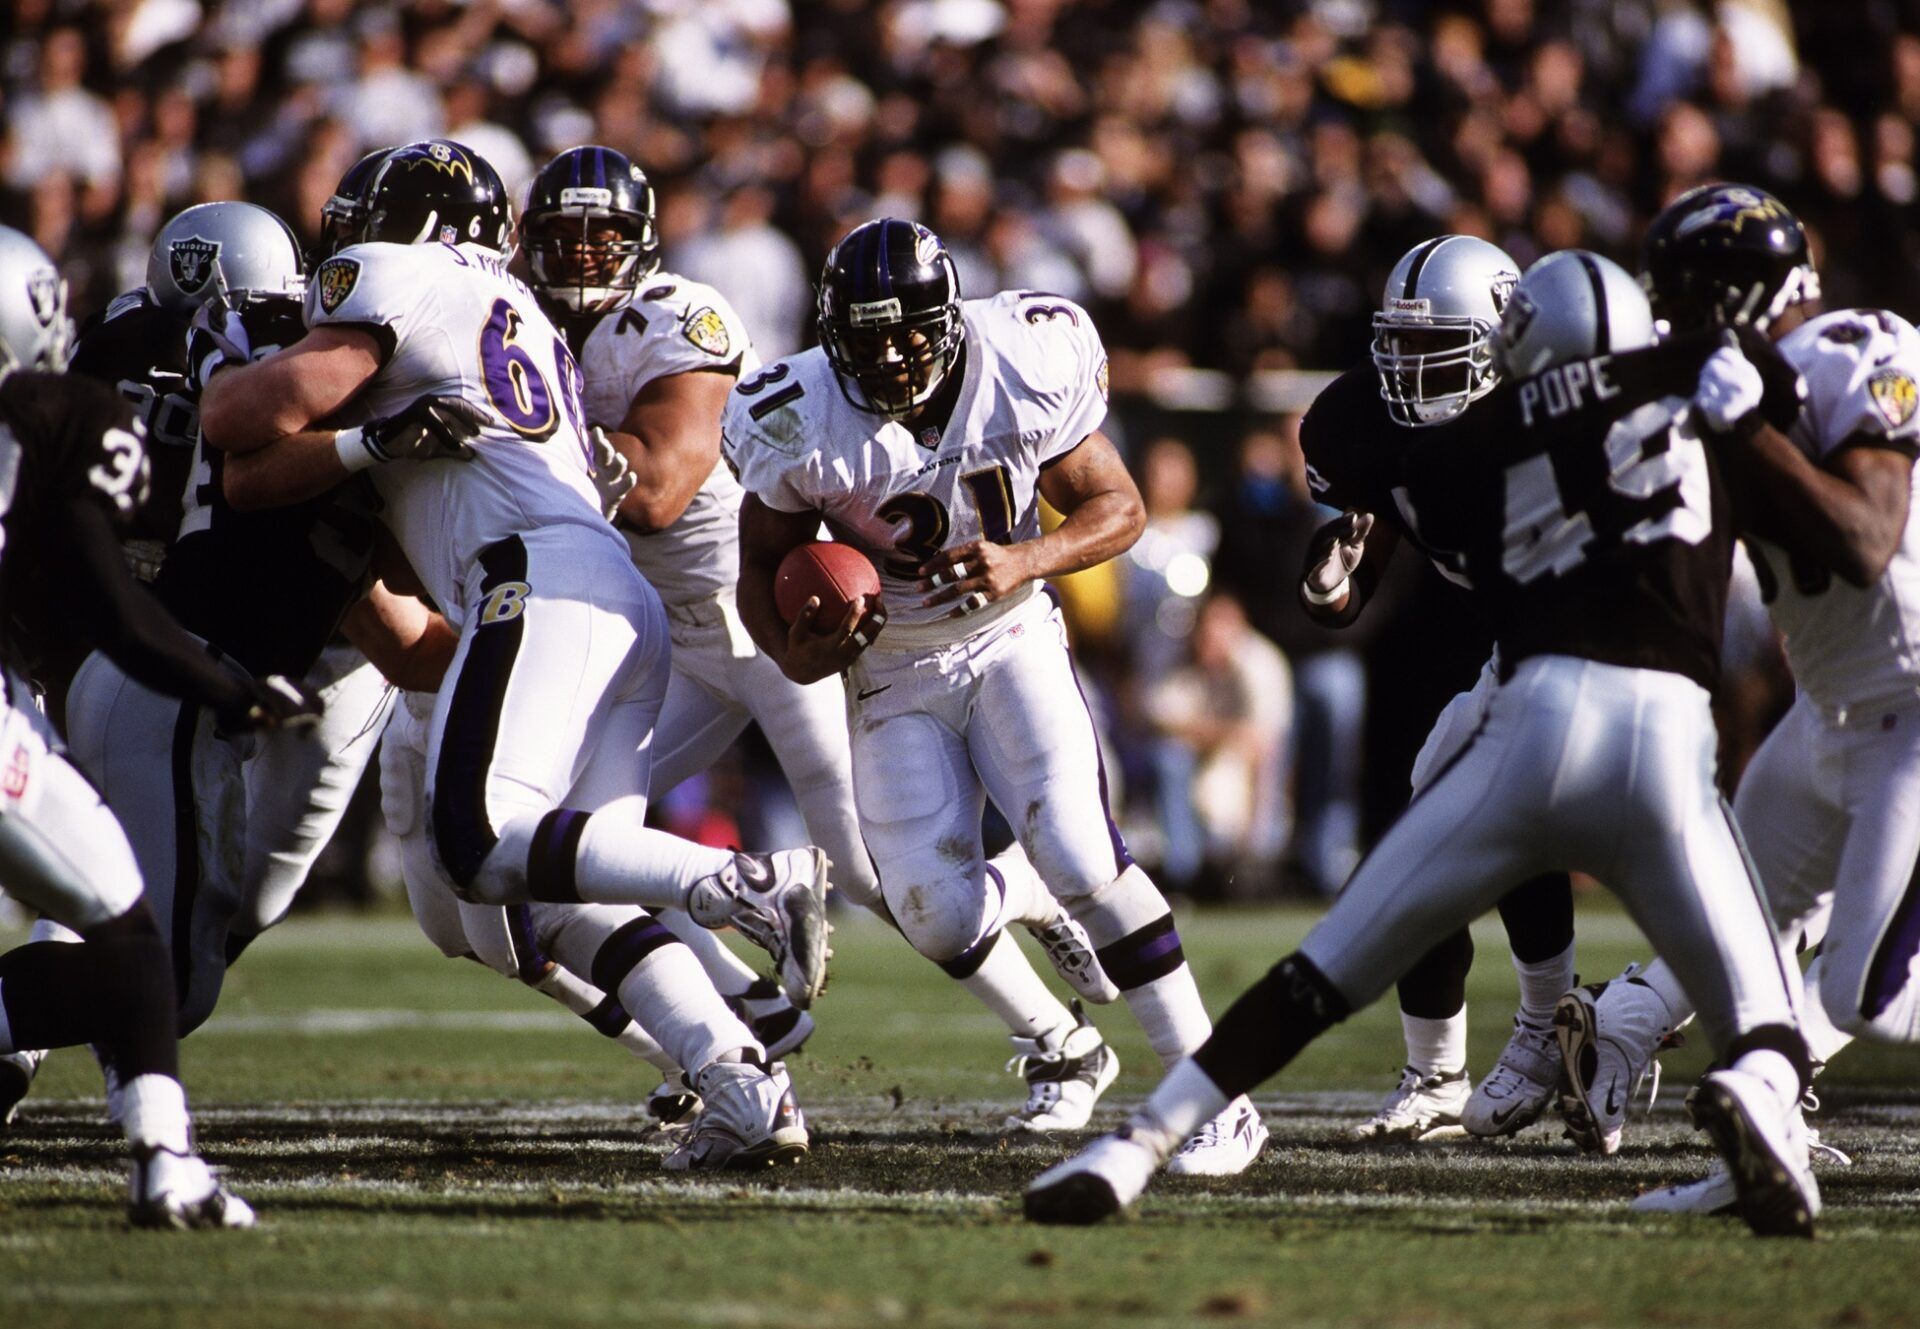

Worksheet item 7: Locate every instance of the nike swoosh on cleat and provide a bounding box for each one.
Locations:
[1605,1084,1623,1116]
[1489,1104,1520,1127]
[856,685,892,700]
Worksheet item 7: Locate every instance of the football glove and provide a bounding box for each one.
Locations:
[1303,510,1373,603]
[338,394,487,470]
[185,297,252,386]
[1734,324,1808,431]
[1692,337,1764,435]
[588,426,639,521]
[216,674,324,735]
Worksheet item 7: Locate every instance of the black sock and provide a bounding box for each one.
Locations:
[1498,873,1575,964]
[1192,953,1351,1099]
[1396,927,1473,1019]
[0,905,180,1080]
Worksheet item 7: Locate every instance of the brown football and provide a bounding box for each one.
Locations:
[775,540,882,624]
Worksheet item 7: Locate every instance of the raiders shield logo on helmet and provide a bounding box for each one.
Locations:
[168,236,221,297]
[25,271,59,328]
[683,307,731,357]
[315,258,361,315]
[1868,366,1919,431]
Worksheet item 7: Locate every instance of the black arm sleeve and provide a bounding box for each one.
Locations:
[51,495,259,722]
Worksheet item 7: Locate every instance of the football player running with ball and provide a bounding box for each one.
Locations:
[1565,186,1920,1210]
[1300,234,1579,1143]
[1027,251,1822,1236]
[195,141,823,1167]
[727,218,1264,1170]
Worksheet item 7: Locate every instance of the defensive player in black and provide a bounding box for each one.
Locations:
[1028,250,1821,1238]
[67,201,306,588]
[1297,234,1579,1143]
[0,225,317,1229]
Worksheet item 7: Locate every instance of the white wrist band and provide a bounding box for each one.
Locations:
[334,426,378,472]
[1302,575,1350,606]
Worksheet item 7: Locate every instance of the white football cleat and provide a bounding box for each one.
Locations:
[128,1146,255,1230]
[1690,1067,1819,1238]
[1631,1126,1849,1217]
[1631,1166,1739,1216]
[1004,1009,1119,1132]
[1556,972,1666,1155]
[1024,1128,1162,1225]
[1165,1096,1267,1176]
[688,849,832,1009]
[663,1060,808,1171]
[1025,916,1120,1005]
[0,1049,44,1128]
[642,1072,702,1140]
[1352,1066,1470,1142]
[1463,1016,1560,1137]
[726,979,817,1060]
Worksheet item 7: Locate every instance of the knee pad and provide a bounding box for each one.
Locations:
[881,869,1000,965]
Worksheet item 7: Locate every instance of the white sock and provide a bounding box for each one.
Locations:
[961,934,1075,1041]
[1067,865,1213,1067]
[1123,969,1215,1068]
[1732,1047,1803,1113]
[1513,941,1576,1027]
[1135,1057,1229,1154]
[988,843,1058,929]
[119,1073,192,1155]
[1636,959,1692,1036]
[614,942,759,1075]
[1800,956,1855,1069]
[570,818,734,910]
[525,962,681,1076]
[658,909,761,998]
[1401,1008,1467,1078]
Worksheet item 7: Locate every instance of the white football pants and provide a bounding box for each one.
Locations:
[651,592,877,906]
[1639,692,1920,1044]
[0,681,144,930]
[845,591,1130,964]
[1299,656,1801,1057]
[65,641,394,1029]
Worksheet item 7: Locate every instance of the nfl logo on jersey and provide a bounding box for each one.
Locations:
[168,237,221,298]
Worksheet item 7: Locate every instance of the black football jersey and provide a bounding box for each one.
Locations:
[151,296,379,679]
[68,289,196,554]
[1301,361,1481,589]
[0,371,149,655]
[1388,333,1731,692]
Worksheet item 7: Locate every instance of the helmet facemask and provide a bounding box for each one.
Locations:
[821,301,964,420]
[526,209,658,315]
[1371,309,1501,427]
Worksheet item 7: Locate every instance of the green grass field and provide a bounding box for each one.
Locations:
[4,902,1920,1329]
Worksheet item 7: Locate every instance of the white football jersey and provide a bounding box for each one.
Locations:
[573,272,758,606]
[724,291,1110,646]
[307,240,625,624]
[1756,308,1920,710]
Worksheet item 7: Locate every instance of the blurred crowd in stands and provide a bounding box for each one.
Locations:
[0,0,1886,900]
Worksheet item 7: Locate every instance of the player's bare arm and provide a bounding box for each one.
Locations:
[200,326,382,454]
[1722,427,1913,587]
[919,429,1143,613]
[739,493,885,685]
[610,367,734,532]
[342,581,458,693]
